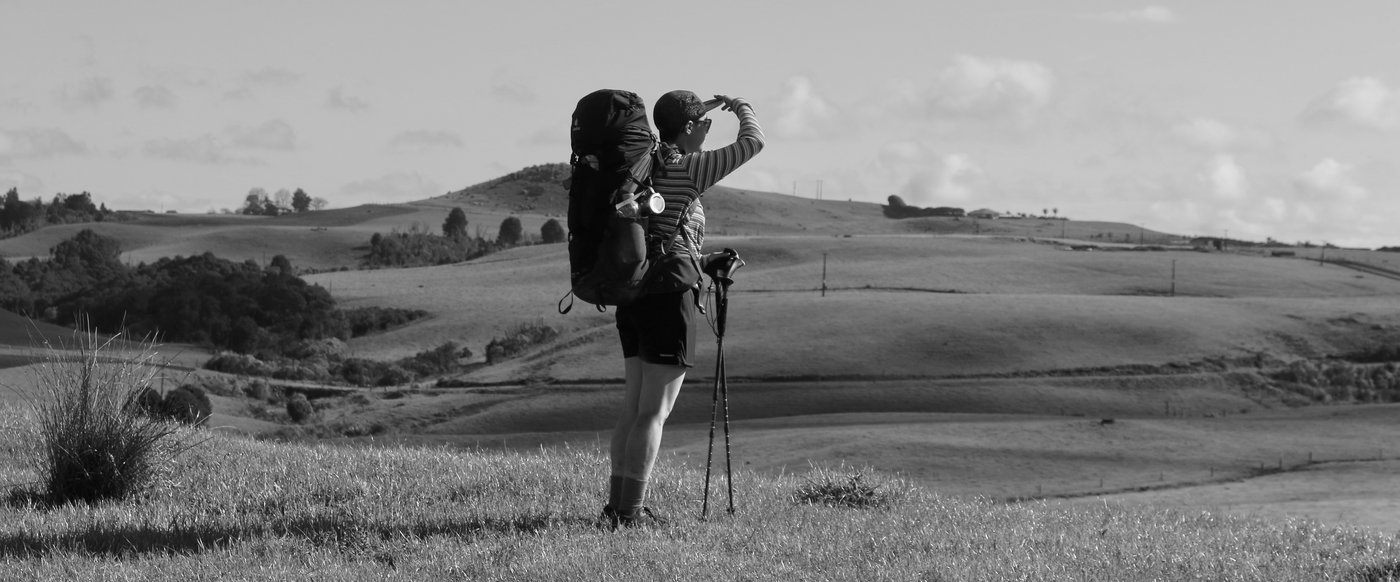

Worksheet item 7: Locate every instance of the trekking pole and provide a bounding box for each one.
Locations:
[717,281,736,516]
[700,249,744,519]
[702,324,723,519]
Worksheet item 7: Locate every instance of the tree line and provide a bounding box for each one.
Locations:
[364,207,564,268]
[1,188,120,238]
[0,229,417,358]
[233,187,328,216]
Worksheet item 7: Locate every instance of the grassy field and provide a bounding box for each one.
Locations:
[3,177,1399,554]
[304,233,1400,377]
[2,407,1397,581]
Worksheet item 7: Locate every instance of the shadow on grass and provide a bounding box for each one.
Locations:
[1356,560,1400,582]
[0,512,586,558]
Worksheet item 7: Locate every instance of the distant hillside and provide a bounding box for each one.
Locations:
[439,163,571,216]
[434,163,1189,240]
[1,163,1189,274]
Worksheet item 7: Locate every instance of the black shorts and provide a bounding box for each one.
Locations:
[616,290,697,367]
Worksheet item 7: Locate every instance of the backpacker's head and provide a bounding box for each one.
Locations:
[654,90,710,153]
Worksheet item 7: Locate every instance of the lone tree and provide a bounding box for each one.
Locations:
[443,207,468,240]
[541,218,566,244]
[497,216,523,246]
[292,188,312,213]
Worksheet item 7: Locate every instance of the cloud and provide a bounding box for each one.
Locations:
[1140,155,1398,247]
[520,126,558,147]
[491,77,537,104]
[1300,76,1400,131]
[143,135,262,165]
[0,128,89,159]
[1207,154,1248,200]
[1172,118,1241,150]
[230,120,297,150]
[928,55,1054,123]
[899,152,986,205]
[58,77,115,109]
[325,86,370,112]
[771,76,847,140]
[240,67,301,87]
[1085,6,1179,24]
[224,67,302,101]
[337,172,442,203]
[388,130,463,152]
[133,85,177,109]
[1294,158,1368,203]
[143,119,296,164]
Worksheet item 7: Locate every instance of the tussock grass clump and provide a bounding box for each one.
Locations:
[792,465,903,510]
[20,327,188,504]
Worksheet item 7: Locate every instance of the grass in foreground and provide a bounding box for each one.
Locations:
[10,327,189,505]
[1,412,1397,581]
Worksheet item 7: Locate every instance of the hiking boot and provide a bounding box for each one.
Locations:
[597,505,621,531]
[617,506,668,529]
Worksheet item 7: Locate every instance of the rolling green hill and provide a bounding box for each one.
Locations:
[4,164,1400,538]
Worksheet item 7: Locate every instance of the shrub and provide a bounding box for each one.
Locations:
[162,385,212,425]
[285,337,349,361]
[343,307,429,338]
[245,379,271,401]
[400,341,471,376]
[541,218,566,244]
[376,364,414,387]
[286,392,314,423]
[204,352,274,376]
[497,216,524,246]
[270,361,329,382]
[792,467,899,510]
[24,326,187,504]
[129,387,164,417]
[485,319,558,364]
[334,358,384,387]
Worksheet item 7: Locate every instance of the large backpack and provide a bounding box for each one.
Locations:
[560,89,674,313]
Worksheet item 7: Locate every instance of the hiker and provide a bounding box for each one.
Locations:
[605,91,765,527]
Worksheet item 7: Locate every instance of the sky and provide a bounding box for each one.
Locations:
[2,0,1398,248]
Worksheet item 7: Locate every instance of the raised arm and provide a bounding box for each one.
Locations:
[690,97,765,193]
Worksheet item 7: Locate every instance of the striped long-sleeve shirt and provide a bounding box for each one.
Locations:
[649,100,765,258]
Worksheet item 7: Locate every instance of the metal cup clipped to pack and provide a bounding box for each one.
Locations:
[614,187,665,219]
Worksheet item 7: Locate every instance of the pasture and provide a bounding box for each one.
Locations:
[3,188,1399,538]
[294,228,1400,534]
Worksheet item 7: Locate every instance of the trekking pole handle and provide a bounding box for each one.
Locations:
[701,248,745,286]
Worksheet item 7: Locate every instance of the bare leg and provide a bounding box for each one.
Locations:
[620,361,687,479]
[609,357,645,476]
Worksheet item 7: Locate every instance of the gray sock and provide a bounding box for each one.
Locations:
[618,477,648,516]
[608,475,625,509]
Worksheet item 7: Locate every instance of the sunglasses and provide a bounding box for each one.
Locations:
[693,118,712,131]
